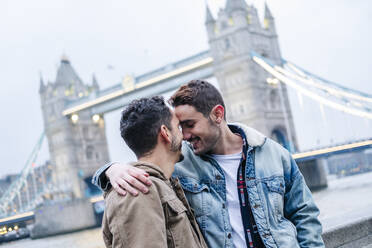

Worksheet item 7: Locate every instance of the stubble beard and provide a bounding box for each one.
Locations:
[194,120,221,155]
[171,134,184,162]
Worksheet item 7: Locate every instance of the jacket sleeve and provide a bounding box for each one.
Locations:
[284,157,325,248]
[92,162,117,191]
[104,182,167,248]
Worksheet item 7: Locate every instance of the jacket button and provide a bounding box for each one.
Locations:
[227,233,232,239]
[222,203,226,208]
[253,204,260,209]
[215,175,222,180]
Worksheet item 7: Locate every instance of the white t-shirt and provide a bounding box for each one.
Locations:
[211,152,247,248]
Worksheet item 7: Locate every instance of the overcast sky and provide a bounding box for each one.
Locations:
[1,0,371,177]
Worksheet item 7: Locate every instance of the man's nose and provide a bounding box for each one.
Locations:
[182,129,192,140]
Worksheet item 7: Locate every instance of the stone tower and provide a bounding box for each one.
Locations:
[39,56,110,198]
[206,0,298,151]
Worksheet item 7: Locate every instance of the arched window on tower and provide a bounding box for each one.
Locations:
[221,21,228,30]
[86,145,94,160]
[239,104,245,114]
[271,128,290,150]
[225,38,231,49]
[270,89,279,109]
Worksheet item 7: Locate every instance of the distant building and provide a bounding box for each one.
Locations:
[39,56,110,199]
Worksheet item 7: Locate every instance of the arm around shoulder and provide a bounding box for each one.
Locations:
[92,162,117,191]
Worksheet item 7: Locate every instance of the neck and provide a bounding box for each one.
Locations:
[211,122,243,155]
[138,147,177,179]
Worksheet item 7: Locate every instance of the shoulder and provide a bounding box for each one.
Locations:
[255,137,293,173]
[262,137,291,156]
[230,122,266,147]
[148,176,173,200]
[104,176,166,214]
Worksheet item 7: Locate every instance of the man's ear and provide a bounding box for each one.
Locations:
[210,105,225,124]
[159,124,171,143]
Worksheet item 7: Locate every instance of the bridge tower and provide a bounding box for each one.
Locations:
[39,56,109,198]
[206,1,298,151]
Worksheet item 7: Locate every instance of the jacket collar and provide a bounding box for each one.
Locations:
[130,161,168,181]
[228,123,266,148]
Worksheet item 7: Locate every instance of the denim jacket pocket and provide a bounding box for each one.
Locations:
[180,177,210,194]
[179,177,210,232]
[265,177,285,195]
[262,177,285,221]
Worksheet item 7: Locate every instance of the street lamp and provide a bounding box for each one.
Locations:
[71,114,79,124]
[266,77,279,86]
[92,114,100,123]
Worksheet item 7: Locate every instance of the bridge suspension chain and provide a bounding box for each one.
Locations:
[283,60,372,104]
[250,51,372,120]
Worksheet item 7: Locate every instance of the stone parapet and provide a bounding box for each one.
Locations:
[31,199,97,239]
[323,215,372,248]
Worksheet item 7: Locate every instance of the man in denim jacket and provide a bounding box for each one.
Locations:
[93,80,324,248]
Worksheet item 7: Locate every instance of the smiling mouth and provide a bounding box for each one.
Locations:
[189,137,201,149]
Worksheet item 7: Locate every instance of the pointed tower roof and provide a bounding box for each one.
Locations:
[264,2,273,19]
[55,55,83,86]
[39,73,46,93]
[92,74,99,89]
[61,54,70,63]
[225,0,248,13]
[205,3,215,24]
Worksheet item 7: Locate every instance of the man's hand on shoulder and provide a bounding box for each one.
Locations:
[105,162,152,196]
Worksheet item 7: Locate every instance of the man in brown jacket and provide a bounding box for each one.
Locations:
[102,96,207,248]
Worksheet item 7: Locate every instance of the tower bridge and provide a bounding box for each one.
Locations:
[1,1,371,245]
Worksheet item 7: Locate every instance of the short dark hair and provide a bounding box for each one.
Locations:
[120,96,172,158]
[168,80,226,119]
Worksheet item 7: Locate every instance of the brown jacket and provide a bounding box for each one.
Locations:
[102,162,208,248]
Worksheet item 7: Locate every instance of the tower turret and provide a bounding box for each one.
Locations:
[225,0,248,13]
[39,73,46,93]
[92,74,99,90]
[226,0,249,28]
[263,2,276,34]
[55,55,84,88]
[246,4,261,31]
[205,3,216,39]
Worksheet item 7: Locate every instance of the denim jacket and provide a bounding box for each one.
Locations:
[93,123,324,248]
